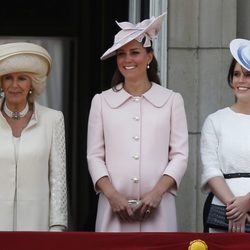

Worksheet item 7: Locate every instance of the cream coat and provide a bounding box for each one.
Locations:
[87,83,188,232]
[0,100,67,231]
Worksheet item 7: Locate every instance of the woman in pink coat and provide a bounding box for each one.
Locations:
[87,13,188,232]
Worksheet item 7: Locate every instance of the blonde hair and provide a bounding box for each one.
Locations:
[28,74,47,102]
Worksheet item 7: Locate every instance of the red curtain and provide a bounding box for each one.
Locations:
[0,232,249,250]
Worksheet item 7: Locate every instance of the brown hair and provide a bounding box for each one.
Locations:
[227,58,237,88]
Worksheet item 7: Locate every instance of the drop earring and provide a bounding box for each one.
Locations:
[147,63,150,69]
[0,88,4,98]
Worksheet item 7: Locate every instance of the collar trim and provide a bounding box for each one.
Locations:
[102,83,173,108]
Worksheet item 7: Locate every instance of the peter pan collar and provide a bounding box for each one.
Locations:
[102,82,174,108]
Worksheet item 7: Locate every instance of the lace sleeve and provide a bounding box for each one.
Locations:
[49,111,68,229]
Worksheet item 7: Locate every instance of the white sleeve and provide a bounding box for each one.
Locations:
[200,116,223,193]
[49,111,68,229]
[49,225,66,232]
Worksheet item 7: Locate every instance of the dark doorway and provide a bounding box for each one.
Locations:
[69,0,129,231]
[0,0,129,231]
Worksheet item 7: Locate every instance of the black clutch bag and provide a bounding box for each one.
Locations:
[207,204,250,232]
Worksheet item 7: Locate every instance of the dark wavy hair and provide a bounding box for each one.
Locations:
[227,58,237,88]
[111,42,161,91]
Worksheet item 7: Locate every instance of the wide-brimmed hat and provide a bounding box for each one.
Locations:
[100,12,167,60]
[230,38,250,71]
[0,42,52,77]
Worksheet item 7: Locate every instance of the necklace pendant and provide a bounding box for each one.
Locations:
[3,101,29,120]
[12,112,20,120]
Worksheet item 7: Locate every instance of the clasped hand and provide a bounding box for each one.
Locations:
[226,194,250,232]
[108,189,162,222]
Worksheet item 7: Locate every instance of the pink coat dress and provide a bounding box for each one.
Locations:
[87,83,188,232]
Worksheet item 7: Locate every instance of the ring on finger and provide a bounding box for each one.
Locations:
[234,212,239,218]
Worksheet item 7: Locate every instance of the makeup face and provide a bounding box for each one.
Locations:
[116,39,152,81]
[2,72,32,107]
[231,63,250,103]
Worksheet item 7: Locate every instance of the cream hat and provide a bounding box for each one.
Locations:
[0,42,52,101]
[230,38,250,71]
[0,42,52,77]
[101,12,167,60]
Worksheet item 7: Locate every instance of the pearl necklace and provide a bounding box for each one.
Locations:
[3,102,29,120]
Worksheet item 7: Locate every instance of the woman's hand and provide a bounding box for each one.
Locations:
[96,176,134,222]
[135,188,163,221]
[107,190,134,222]
[226,193,250,221]
[228,213,250,232]
[134,175,175,221]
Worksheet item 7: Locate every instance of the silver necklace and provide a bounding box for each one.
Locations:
[3,102,29,120]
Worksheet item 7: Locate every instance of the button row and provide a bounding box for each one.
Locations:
[133,135,140,141]
[132,99,140,180]
[133,155,139,160]
[131,177,139,183]
[133,97,140,102]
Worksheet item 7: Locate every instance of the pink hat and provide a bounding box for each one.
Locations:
[101,12,167,60]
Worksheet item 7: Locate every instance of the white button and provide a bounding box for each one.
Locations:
[131,177,139,183]
[133,135,140,141]
[133,155,139,160]
[133,116,140,121]
[133,97,140,102]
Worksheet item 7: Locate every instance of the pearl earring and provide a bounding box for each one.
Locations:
[147,63,150,69]
[29,89,33,95]
[0,88,4,98]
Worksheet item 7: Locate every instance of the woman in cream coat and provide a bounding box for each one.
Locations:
[87,13,188,232]
[0,42,67,231]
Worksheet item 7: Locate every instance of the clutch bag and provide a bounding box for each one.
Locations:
[128,200,141,211]
[207,204,250,232]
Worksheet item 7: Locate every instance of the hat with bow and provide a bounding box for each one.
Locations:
[101,12,167,60]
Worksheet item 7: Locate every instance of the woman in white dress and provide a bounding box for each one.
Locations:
[201,38,250,233]
[0,42,67,231]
